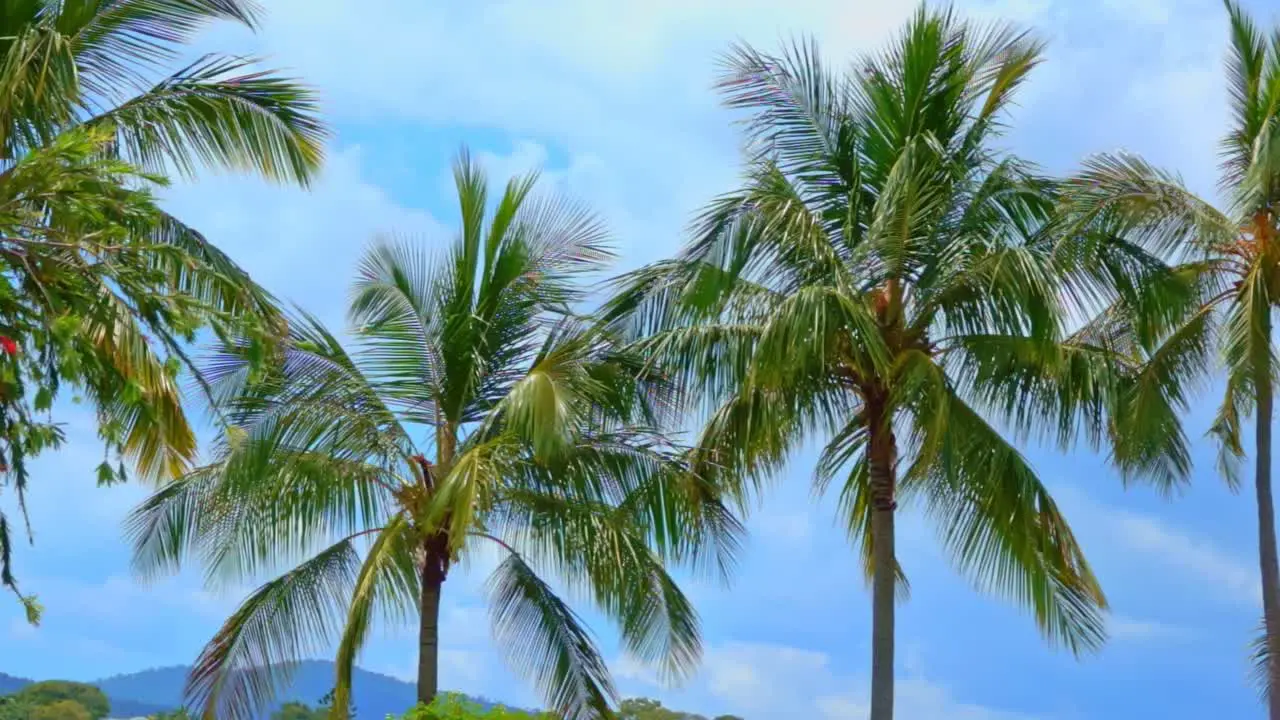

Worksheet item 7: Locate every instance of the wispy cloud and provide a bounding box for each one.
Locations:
[1054,485,1259,609]
[616,641,1044,720]
[1109,614,1193,643]
[1111,509,1260,608]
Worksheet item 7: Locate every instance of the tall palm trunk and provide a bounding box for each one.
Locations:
[417,558,444,705]
[1256,311,1280,720]
[867,400,898,720]
[415,430,454,707]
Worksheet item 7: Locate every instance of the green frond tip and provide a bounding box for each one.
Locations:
[1250,619,1277,702]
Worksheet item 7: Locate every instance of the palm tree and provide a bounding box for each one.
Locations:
[127,152,742,720]
[1049,3,1280,715]
[0,0,325,617]
[602,9,1107,720]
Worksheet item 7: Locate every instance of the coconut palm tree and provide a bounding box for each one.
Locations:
[127,151,741,720]
[0,0,324,617]
[601,9,1107,720]
[1049,3,1280,715]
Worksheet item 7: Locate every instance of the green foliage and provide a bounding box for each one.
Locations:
[27,702,89,720]
[13,683,107,720]
[129,152,741,720]
[318,689,357,719]
[271,702,326,720]
[399,696,558,720]
[617,697,729,720]
[265,693,354,720]
[0,0,328,617]
[0,694,32,720]
[147,709,192,720]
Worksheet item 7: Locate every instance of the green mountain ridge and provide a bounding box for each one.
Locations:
[0,663,505,719]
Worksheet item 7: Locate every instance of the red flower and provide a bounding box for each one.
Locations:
[0,337,17,356]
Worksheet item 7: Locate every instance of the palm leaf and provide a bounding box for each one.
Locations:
[186,538,361,720]
[485,552,615,720]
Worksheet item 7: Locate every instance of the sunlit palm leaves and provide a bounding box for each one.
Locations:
[129,152,741,720]
[604,9,1106,718]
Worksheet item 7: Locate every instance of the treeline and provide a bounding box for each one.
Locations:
[0,682,108,720]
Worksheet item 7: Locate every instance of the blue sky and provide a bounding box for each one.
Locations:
[2,0,1276,717]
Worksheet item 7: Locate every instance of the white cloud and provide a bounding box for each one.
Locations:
[1099,0,1172,25]
[161,145,445,327]
[818,676,1044,720]
[185,0,1089,280]
[1054,486,1260,609]
[1108,614,1192,643]
[1111,508,1260,608]
[34,574,232,623]
[619,641,1043,720]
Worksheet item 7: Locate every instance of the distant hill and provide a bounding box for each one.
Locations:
[0,672,28,695]
[1,663,507,720]
[0,671,170,719]
[93,661,429,719]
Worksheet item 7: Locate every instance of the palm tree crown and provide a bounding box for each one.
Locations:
[604,9,1106,719]
[128,152,742,720]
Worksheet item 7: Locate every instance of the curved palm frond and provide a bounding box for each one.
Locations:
[333,516,418,720]
[485,551,615,720]
[906,384,1107,654]
[88,53,326,185]
[186,538,361,720]
[493,488,703,684]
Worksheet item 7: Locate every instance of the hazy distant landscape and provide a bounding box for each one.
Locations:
[0,664,500,720]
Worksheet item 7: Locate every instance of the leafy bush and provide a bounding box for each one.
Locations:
[28,702,89,720]
[11,684,107,720]
[399,695,558,720]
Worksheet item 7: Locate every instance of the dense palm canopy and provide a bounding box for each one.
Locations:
[0,0,325,619]
[127,153,742,720]
[1048,2,1280,714]
[602,9,1107,719]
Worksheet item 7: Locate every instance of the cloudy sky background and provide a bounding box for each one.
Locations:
[3,0,1273,718]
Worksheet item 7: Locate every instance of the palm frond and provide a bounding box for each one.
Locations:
[68,0,261,99]
[907,388,1108,655]
[1251,618,1276,701]
[87,54,326,185]
[333,516,418,720]
[1221,0,1275,188]
[186,538,360,720]
[716,36,853,181]
[485,552,615,720]
[493,488,703,684]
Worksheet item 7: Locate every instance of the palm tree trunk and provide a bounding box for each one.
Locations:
[417,537,449,707]
[417,567,443,706]
[867,407,897,720]
[416,428,454,708]
[1256,331,1280,720]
